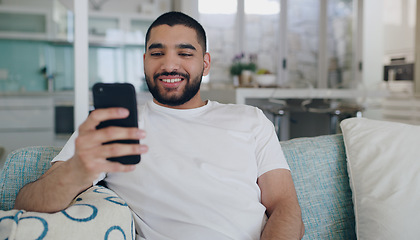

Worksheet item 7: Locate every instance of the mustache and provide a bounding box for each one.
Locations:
[154,71,189,80]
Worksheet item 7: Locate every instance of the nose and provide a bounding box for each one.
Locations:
[160,52,180,72]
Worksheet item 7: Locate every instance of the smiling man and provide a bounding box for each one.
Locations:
[14,12,304,240]
[144,22,210,109]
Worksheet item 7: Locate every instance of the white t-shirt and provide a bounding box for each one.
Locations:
[53,100,289,240]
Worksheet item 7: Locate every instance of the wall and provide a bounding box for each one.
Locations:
[416,0,420,95]
[383,0,416,62]
[363,0,416,90]
[362,0,384,89]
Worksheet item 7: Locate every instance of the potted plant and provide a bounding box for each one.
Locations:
[230,53,257,87]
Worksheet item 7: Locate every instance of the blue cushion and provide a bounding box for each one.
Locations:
[0,146,62,211]
[281,134,356,240]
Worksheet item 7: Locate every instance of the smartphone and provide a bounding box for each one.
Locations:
[92,82,141,165]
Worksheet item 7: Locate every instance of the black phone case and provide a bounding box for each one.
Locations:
[92,82,141,164]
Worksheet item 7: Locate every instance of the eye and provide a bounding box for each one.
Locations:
[150,52,163,57]
[179,52,193,57]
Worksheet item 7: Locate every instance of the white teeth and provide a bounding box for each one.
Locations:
[162,78,182,83]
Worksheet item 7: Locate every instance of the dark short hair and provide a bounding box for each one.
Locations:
[145,11,207,54]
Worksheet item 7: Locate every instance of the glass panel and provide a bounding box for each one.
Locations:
[88,46,123,88]
[124,46,146,91]
[199,0,237,85]
[129,19,151,45]
[0,12,46,33]
[287,0,319,88]
[89,17,119,37]
[199,0,237,14]
[245,0,280,15]
[52,44,74,91]
[0,40,49,92]
[88,45,144,92]
[0,2,74,93]
[244,0,280,78]
[327,0,353,88]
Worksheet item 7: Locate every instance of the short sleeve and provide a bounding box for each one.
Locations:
[254,109,290,177]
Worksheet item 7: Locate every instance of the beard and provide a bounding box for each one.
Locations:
[145,70,203,107]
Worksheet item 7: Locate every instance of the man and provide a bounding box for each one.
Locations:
[14,11,304,239]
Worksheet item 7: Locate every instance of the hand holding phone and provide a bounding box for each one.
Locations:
[92,82,141,165]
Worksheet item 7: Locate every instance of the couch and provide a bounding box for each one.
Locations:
[1,117,419,239]
[0,147,135,240]
[0,134,354,239]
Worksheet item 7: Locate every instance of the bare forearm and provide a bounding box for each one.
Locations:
[14,162,92,213]
[261,204,304,240]
[14,108,146,213]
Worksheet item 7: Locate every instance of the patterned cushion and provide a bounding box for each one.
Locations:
[0,146,62,211]
[281,134,356,240]
[0,185,135,240]
[0,147,134,239]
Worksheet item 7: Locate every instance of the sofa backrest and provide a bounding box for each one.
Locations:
[0,135,356,239]
[281,134,356,240]
[0,146,62,211]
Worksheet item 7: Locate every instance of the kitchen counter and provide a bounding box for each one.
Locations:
[0,90,153,105]
[0,87,391,163]
[1,88,390,105]
[0,91,74,97]
[234,88,390,104]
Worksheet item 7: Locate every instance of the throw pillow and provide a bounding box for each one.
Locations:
[340,117,420,240]
[281,134,356,240]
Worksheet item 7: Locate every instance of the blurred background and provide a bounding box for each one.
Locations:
[0,0,418,167]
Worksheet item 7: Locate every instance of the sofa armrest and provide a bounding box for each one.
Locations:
[0,185,134,240]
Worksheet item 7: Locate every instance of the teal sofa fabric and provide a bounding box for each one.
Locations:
[281,134,356,240]
[0,146,62,211]
[0,135,355,239]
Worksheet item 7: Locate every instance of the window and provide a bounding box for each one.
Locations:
[244,0,281,74]
[245,0,280,15]
[199,0,361,88]
[199,0,237,14]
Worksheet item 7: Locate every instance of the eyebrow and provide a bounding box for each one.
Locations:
[147,43,197,51]
[177,43,196,51]
[148,43,164,51]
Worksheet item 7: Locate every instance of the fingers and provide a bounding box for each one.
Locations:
[73,142,149,176]
[76,126,146,150]
[79,108,129,133]
[71,107,148,176]
[97,143,148,161]
[76,107,146,150]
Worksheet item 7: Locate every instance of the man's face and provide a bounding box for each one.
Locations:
[144,24,211,109]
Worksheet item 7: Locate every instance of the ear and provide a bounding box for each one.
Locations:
[203,52,211,76]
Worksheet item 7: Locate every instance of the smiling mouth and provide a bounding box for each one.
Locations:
[161,78,182,83]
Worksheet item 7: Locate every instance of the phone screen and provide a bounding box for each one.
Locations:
[92,82,141,164]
